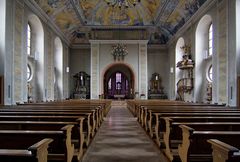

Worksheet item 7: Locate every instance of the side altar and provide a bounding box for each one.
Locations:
[73,71,90,99]
[148,73,167,99]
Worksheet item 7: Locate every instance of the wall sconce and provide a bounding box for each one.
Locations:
[170,67,174,73]
[66,67,69,73]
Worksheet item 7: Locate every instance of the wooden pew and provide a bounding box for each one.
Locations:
[127,99,225,117]
[0,125,74,162]
[0,111,96,141]
[0,99,111,161]
[178,125,240,162]
[154,116,240,147]
[141,105,232,125]
[3,105,105,126]
[162,119,240,161]
[0,138,53,162]
[152,112,240,145]
[0,108,99,132]
[17,99,111,117]
[0,120,85,160]
[144,107,238,132]
[0,115,92,147]
[208,139,240,162]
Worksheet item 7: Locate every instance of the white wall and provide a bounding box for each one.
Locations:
[69,48,90,95]
[237,0,240,76]
[0,0,6,75]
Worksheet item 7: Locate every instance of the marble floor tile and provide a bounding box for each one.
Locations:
[81,101,169,162]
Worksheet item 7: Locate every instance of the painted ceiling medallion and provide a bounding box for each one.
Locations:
[104,0,141,9]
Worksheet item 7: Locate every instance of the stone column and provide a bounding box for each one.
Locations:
[13,0,24,103]
[217,0,228,104]
[46,30,54,101]
[90,42,100,99]
[138,42,148,99]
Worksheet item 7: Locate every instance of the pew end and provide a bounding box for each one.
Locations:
[0,138,53,162]
[208,139,240,162]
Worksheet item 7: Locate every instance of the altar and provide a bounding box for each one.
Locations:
[113,94,125,100]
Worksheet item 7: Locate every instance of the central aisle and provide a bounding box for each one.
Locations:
[81,101,168,162]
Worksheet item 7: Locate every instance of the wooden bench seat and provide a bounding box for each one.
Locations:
[151,113,240,144]
[0,126,74,162]
[0,138,53,162]
[1,106,104,126]
[0,115,93,147]
[143,106,238,126]
[178,125,240,162]
[0,120,85,160]
[130,101,226,117]
[153,116,240,147]
[0,111,96,139]
[162,120,240,161]
[141,105,235,124]
[145,109,240,133]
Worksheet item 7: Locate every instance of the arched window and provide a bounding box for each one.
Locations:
[108,78,111,90]
[27,64,32,82]
[208,24,213,56]
[27,23,32,56]
[207,65,213,82]
[116,72,122,90]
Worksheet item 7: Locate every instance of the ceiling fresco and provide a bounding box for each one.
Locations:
[34,0,208,44]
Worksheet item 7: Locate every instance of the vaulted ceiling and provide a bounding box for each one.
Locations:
[34,0,207,44]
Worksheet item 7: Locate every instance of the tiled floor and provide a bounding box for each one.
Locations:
[81,101,169,162]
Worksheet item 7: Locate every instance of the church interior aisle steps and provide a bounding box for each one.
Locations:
[81,101,168,162]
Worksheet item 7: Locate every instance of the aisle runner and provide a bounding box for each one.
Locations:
[81,101,168,162]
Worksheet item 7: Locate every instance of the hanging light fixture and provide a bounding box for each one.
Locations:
[105,0,141,9]
[111,43,128,61]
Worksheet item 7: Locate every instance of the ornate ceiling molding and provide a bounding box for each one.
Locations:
[167,0,217,46]
[24,0,70,46]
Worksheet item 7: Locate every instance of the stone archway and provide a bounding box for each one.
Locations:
[103,64,134,99]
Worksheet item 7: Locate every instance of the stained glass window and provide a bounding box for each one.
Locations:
[116,73,122,90]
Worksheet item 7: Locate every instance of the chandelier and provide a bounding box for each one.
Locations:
[105,0,141,9]
[111,43,128,61]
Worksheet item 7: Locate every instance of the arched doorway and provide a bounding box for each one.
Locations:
[103,64,134,99]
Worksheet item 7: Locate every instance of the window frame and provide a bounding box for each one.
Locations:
[208,23,213,57]
[207,65,213,83]
[27,64,32,82]
[27,23,32,56]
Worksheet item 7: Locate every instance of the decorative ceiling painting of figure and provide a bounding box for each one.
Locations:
[34,0,207,43]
